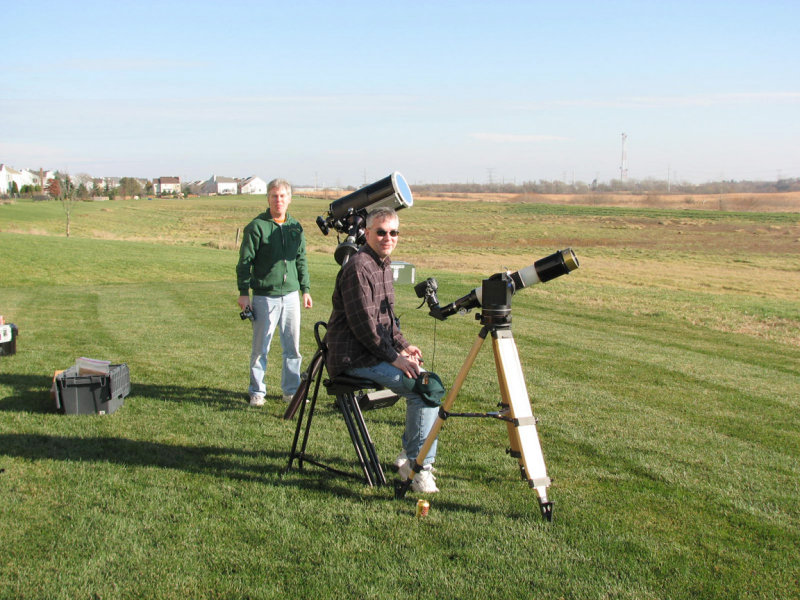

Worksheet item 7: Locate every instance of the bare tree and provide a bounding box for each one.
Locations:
[59,173,77,237]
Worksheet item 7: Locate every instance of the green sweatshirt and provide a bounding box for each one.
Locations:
[236,210,310,297]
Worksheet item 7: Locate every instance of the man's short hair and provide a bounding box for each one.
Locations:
[366,207,397,227]
[267,178,292,196]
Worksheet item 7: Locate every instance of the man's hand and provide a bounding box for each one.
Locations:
[392,353,421,379]
[237,295,251,311]
[302,293,313,309]
[402,345,423,361]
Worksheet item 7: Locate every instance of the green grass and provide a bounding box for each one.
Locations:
[1,196,798,599]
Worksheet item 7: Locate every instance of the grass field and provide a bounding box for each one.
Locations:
[1,194,798,599]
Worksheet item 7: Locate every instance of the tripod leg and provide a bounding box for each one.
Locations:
[493,330,553,520]
[395,329,488,499]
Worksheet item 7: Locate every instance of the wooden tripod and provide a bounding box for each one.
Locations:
[395,318,553,521]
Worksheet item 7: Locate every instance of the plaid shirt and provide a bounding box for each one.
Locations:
[325,244,409,377]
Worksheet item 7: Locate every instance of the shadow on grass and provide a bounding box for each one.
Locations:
[0,431,371,497]
[0,374,493,514]
[0,430,491,514]
[0,373,249,413]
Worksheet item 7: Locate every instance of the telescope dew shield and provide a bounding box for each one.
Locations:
[328,171,413,219]
[512,248,579,290]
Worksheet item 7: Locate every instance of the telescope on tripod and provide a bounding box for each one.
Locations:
[399,248,580,521]
[316,171,413,266]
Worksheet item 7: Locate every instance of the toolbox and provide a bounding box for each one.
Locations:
[54,363,130,415]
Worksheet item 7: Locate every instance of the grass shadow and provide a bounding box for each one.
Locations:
[0,373,56,413]
[0,373,248,413]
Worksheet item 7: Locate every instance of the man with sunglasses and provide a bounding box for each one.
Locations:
[325,206,440,493]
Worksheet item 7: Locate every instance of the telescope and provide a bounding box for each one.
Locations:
[415,248,579,321]
[316,172,413,265]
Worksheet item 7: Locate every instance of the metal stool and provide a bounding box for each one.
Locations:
[284,322,399,486]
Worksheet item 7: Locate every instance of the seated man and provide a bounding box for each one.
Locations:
[325,206,440,493]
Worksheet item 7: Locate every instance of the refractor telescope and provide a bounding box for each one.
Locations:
[415,249,580,322]
[316,172,414,265]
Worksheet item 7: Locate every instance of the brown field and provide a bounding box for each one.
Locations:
[303,189,800,213]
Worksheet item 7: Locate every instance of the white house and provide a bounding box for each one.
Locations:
[1,164,40,194]
[240,176,266,195]
[154,176,181,195]
[201,175,238,195]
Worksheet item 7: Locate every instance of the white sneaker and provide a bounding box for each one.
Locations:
[282,394,294,403]
[394,449,408,470]
[399,461,439,493]
[249,394,265,407]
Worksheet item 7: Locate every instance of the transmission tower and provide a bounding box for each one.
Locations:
[620,133,628,181]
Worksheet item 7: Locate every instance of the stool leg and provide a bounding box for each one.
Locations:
[349,395,386,486]
[337,393,376,486]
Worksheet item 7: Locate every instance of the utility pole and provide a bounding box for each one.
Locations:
[620,133,628,181]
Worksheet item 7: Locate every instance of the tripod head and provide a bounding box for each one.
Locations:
[415,248,580,322]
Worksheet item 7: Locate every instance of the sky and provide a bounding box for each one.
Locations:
[2,0,799,187]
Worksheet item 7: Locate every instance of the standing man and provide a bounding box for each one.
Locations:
[237,178,312,407]
[325,206,441,493]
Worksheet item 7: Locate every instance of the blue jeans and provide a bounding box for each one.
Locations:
[346,362,439,466]
[249,292,302,397]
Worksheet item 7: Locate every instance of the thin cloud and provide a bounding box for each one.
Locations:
[470,133,569,143]
[550,92,800,109]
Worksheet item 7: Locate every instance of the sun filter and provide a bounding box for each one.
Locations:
[327,172,413,220]
[511,248,579,290]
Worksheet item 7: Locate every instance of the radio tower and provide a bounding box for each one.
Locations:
[620,133,628,181]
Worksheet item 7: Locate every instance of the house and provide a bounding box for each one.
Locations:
[201,175,238,195]
[1,164,40,195]
[154,176,181,196]
[240,176,266,195]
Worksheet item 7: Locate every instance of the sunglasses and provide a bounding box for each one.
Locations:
[375,228,399,238]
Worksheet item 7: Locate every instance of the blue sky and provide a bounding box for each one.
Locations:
[3,0,799,186]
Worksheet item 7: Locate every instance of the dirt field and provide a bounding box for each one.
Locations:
[412,191,800,213]
[302,189,800,213]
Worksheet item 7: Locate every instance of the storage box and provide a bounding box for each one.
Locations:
[0,323,17,356]
[390,261,415,285]
[54,363,130,415]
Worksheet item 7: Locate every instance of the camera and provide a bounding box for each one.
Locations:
[316,172,413,266]
[240,306,254,321]
[414,277,439,307]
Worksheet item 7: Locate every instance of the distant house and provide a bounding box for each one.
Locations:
[240,176,266,195]
[184,180,203,196]
[154,176,181,196]
[1,164,21,194]
[1,164,40,195]
[201,175,238,195]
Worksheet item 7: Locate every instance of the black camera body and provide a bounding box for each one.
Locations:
[240,306,254,321]
[414,277,439,307]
